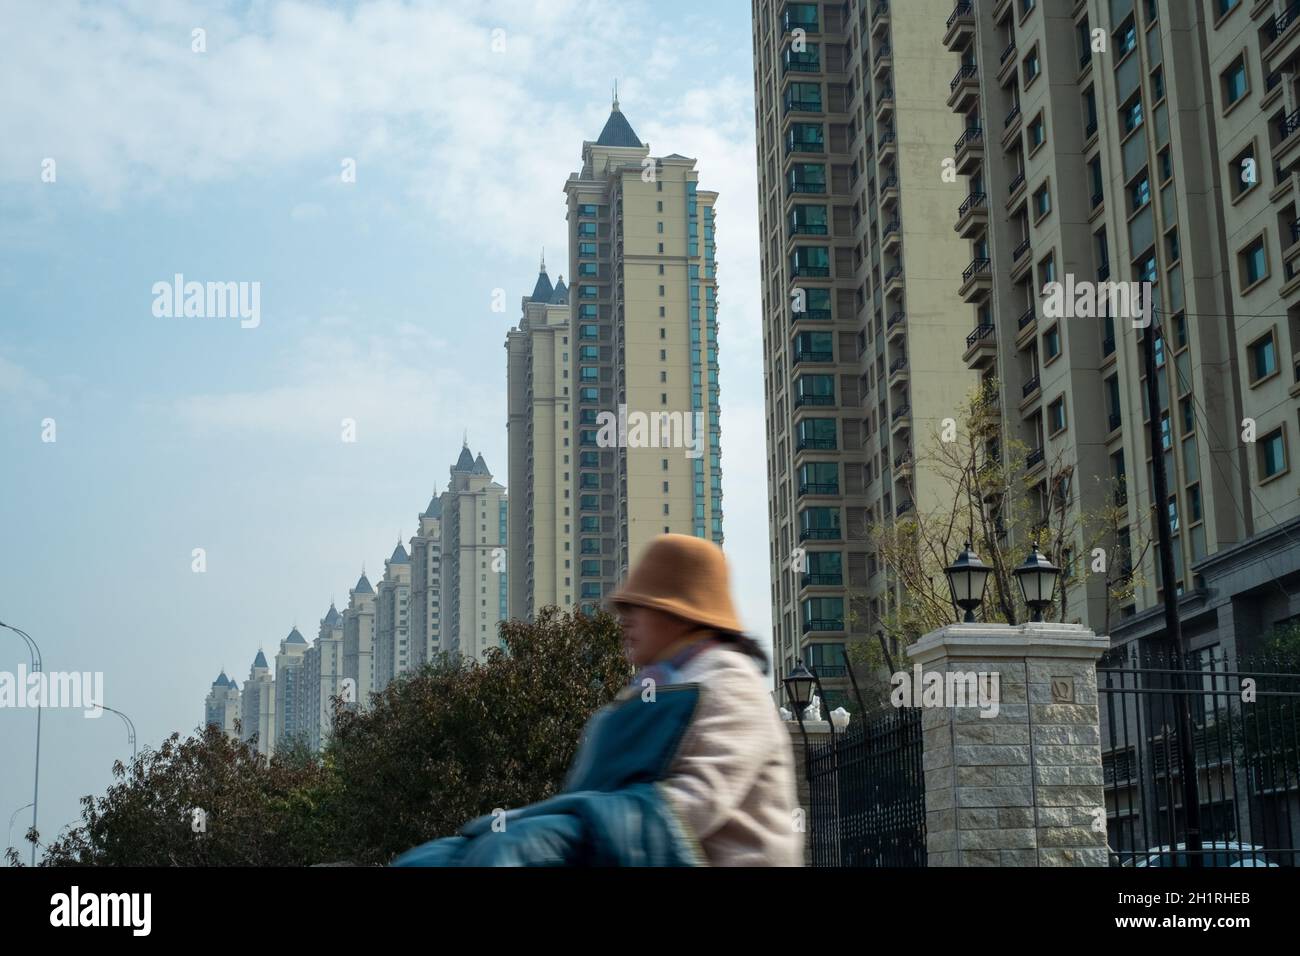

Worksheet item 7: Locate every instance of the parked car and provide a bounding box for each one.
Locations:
[1127,841,1279,867]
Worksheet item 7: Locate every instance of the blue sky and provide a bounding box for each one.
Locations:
[0,0,768,856]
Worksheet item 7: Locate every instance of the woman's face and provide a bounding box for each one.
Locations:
[617,606,694,666]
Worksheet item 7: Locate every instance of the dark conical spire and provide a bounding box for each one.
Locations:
[253,649,269,669]
[354,572,374,595]
[550,276,568,304]
[453,443,476,472]
[389,542,409,564]
[530,251,554,301]
[596,84,642,147]
[472,452,490,476]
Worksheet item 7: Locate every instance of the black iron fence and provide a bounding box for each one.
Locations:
[808,706,926,867]
[1099,648,1300,868]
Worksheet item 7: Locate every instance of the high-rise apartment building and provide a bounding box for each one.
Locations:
[204,670,241,739]
[342,573,376,708]
[301,602,344,751]
[943,0,1299,655]
[507,96,725,618]
[239,649,276,756]
[440,443,507,659]
[752,0,977,708]
[408,492,443,667]
[375,543,412,685]
[506,263,574,619]
[273,626,308,748]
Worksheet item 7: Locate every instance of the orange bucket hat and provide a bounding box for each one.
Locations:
[607,534,744,634]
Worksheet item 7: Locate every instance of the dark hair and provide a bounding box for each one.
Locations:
[714,631,771,675]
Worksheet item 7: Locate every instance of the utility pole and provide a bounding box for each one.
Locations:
[1141,306,1202,867]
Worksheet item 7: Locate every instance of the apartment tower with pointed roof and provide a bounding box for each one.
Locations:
[408,489,444,669]
[507,93,724,618]
[240,648,276,756]
[204,670,241,740]
[439,441,507,661]
[375,542,412,686]
[342,572,377,709]
[301,601,345,750]
[274,625,309,747]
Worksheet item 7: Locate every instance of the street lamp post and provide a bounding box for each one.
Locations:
[94,703,138,763]
[7,803,34,860]
[0,621,42,867]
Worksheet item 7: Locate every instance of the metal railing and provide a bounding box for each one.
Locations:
[946,1,974,30]
[966,323,995,348]
[950,64,978,91]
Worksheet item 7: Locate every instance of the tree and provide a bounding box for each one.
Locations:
[10,607,630,867]
[846,380,1152,695]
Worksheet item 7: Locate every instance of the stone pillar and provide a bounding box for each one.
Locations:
[907,622,1110,867]
[785,721,832,867]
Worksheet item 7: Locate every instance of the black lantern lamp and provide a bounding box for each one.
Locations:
[1013,542,1060,622]
[783,659,817,715]
[944,541,991,623]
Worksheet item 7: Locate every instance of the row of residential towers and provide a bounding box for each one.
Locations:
[204,443,507,754]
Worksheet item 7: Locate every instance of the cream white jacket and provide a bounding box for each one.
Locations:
[658,646,803,866]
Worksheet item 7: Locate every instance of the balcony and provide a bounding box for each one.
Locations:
[1026,446,1045,470]
[797,436,837,451]
[887,310,907,340]
[782,7,820,35]
[1107,412,1122,433]
[896,499,914,517]
[1012,237,1031,263]
[801,572,844,587]
[894,452,913,477]
[996,42,1018,86]
[890,403,912,433]
[876,86,895,121]
[799,482,839,496]
[793,307,832,322]
[959,257,992,301]
[888,355,909,383]
[783,53,821,74]
[793,348,834,365]
[956,191,988,238]
[1275,109,1300,173]
[1021,374,1040,398]
[1263,1,1300,73]
[789,218,828,236]
[1007,169,1026,202]
[882,218,902,253]
[1003,103,1022,143]
[790,262,831,278]
[794,393,836,407]
[1015,305,1036,345]
[787,179,827,195]
[785,137,825,156]
[880,174,900,207]
[879,127,898,162]
[944,1,976,51]
[947,64,980,112]
[1102,334,1116,358]
[802,618,845,634]
[883,263,905,297]
[955,125,984,175]
[784,97,824,115]
[963,322,997,368]
[873,45,893,80]
[872,1,890,37]
[799,528,841,542]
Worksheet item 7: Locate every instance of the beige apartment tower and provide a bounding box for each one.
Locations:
[408,492,443,667]
[342,573,376,709]
[942,0,1298,656]
[508,96,725,618]
[239,649,276,756]
[752,0,977,708]
[375,543,412,686]
[440,444,507,660]
[301,602,344,751]
[273,626,308,748]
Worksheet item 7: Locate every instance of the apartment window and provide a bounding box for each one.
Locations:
[658,264,664,275]
[1151,67,1165,102]
[1214,0,1240,17]
[1166,228,1181,263]
[1115,17,1137,58]
[1238,235,1268,289]
[1188,483,1203,523]
[1048,396,1067,435]
[662,458,669,470]
[657,221,664,233]
[1022,46,1041,86]
[659,328,666,339]
[1032,181,1051,221]
[1028,112,1046,151]
[1122,95,1143,134]
[1088,157,1103,208]
[1180,396,1195,435]
[1157,147,1172,185]
[1229,144,1257,198]
[1043,323,1061,361]
[1130,172,1151,212]
[1248,330,1278,384]
[1221,55,1248,109]
[1259,427,1288,480]
[1038,252,1056,289]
